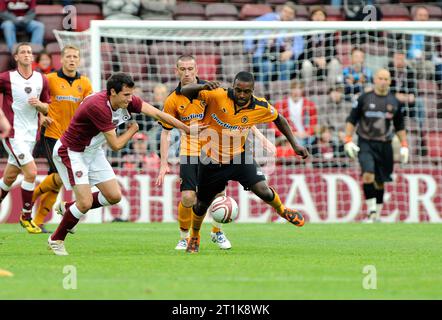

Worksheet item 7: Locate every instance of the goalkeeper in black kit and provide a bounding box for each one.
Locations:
[343,69,409,222]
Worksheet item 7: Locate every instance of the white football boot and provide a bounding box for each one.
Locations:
[210,231,232,250]
[55,200,77,234]
[48,235,69,256]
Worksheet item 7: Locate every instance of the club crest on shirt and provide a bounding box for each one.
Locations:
[241,116,248,124]
[24,87,32,94]
[18,154,25,160]
[77,85,82,93]
[222,107,227,113]
[179,105,185,110]
[369,103,376,109]
[75,171,83,178]
[122,115,131,121]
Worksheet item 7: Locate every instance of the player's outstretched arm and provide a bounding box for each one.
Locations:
[180,81,220,101]
[141,101,190,134]
[251,126,276,156]
[156,129,172,186]
[273,114,309,159]
[103,122,139,151]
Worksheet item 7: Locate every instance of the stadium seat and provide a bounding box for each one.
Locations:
[221,54,251,83]
[297,0,324,4]
[114,43,150,81]
[426,131,442,160]
[75,3,103,31]
[411,5,442,21]
[324,6,344,21]
[185,41,218,55]
[399,0,427,3]
[149,42,187,55]
[418,80,439,95]
[100,43,116,80]
[118,54,150,81]
[205,3,239,21]
[218,41,251,82]
[380,4,410,21]
[239,4,272,20]
[195,55,221,81]
[173,2,206,20]
[154,54,181,82]
[305,81,328,96]
[35,5,65,42]
[45,42,61,55]
[266,0,288,5]
[0,53,11,72]
[294,5,309,21]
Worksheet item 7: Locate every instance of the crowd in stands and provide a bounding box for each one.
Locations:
[0,1,442,168]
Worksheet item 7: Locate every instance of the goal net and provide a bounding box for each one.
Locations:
[53,20,442,223]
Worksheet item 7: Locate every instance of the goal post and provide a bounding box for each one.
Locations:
[51,20,442,223]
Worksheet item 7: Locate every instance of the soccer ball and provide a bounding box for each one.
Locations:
[209,196,239,224]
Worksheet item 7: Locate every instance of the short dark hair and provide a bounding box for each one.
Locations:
[36,51,51,63]
[106,73,135,95]
[14,42,32,55]
[176,54,196,66]
[233,71,254,85]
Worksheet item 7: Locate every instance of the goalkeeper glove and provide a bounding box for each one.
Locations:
[400,140,409,164]
[344,136,360,159]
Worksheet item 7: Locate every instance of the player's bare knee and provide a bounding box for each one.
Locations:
[107,192,121,205]
[76,196,93,212]
[181,191,196,207]
[194,201,209,216]
[374,181,384,190]
[362,173,375,184]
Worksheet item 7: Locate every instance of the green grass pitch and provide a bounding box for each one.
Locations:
[0,222,441,300]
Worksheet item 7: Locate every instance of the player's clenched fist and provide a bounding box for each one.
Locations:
[127,121,139,134]
[202,81,220,90]
[293,144,309,159]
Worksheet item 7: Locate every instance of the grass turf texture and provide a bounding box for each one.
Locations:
[0,222,441,299]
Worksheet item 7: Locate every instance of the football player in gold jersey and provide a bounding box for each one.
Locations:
[32,45,93,233]
[181,72,309,253]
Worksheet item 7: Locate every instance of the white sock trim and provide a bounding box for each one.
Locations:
[0,178,11,191]
[70,203,85,219]
[98,192,112,207]
[180,230,190,240]
[366,198,376,213]
[21,180,35,191]
[376,203,383,215]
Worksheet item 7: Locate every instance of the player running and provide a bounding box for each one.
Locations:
[156,55,233,250]
[0,42,50,234]
[181,71,309,253]
[48,72,193,255]
[32,44,93,233]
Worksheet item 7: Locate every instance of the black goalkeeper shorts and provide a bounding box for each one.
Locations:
[358,137,394,183]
